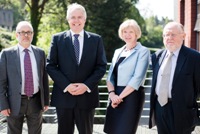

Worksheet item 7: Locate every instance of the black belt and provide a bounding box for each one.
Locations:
[168,98,172,102]
[21,92,39,100]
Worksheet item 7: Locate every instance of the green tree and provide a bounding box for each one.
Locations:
[36,0,144,60]
[36,0,69,52]
[24,0,49,45]
[0,27,15,50]
[67,0,142,61]
[141,16,172,49]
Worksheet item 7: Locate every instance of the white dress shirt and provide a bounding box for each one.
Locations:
[18,44,39,95]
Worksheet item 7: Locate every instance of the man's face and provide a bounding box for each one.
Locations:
[67,9,86,33]
[16,25,33,48]
[163,25,185,52]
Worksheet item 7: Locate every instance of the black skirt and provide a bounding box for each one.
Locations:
[104,86,145,134]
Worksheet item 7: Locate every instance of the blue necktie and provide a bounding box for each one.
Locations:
[24,49,34,97]
[74,34,80,64]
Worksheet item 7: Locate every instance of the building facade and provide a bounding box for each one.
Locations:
[0,9,13,31]
[177,0,200,51]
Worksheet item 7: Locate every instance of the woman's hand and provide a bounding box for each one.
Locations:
[109,93,123,108]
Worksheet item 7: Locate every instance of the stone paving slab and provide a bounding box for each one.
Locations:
[0,123,200,134]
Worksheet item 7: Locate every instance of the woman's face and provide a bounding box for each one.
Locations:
[122,27,137,44]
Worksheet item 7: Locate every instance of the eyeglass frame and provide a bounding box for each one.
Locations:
[163,33,184,38]
[17,31,33,36]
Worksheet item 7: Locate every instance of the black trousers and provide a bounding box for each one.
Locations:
[7,93,42,134]
[155,99,195,134]
[155,99,176,134]
[56,107,95,134]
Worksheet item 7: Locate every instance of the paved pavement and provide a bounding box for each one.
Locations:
[0,123,200,134]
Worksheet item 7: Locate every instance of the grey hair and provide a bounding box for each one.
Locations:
[66,3,87,20]
[16,21,33,32]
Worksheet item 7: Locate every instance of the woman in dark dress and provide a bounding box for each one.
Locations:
[104,19,150,134]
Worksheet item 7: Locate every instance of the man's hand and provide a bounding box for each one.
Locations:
[43,106,49,112]
[67,83,88,96]
[1,109,11,116]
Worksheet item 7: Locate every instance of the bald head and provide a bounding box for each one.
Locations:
[163,22,184,34]
[16,21,33,32]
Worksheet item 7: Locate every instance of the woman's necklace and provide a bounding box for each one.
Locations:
[124,45,135,51]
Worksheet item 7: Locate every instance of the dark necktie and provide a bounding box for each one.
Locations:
[73,34,80,64]
[158,52,173,106]
[24,49,34,97]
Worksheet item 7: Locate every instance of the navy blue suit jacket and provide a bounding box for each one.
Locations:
[149,45,200,133]
[46,30,107,109]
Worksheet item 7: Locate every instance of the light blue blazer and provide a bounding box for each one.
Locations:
[107,42,150,90]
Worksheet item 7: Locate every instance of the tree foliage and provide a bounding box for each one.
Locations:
[66,0,145,60]
[0,0,171,60]
[24,0,49,45]
[141,16,172,50]
[0,27,15,49]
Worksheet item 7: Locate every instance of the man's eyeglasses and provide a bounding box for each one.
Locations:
[163,33,182,38]
[17,31,33,36]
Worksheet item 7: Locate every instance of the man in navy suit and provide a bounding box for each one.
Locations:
[46,3,107,134]
[149,22,200,134]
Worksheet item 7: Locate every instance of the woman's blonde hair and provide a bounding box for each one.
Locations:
[118,19,141,40]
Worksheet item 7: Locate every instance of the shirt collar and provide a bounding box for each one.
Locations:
[18,44,33,53]
[166,47,181,58]
[70,30,84,38]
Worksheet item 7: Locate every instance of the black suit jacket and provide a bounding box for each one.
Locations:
[46,30,107,109]
[149,45,200,133]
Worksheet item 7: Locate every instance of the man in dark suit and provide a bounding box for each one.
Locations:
[0,21,49,134]
[149,21,200,134]
[46,3,107,134]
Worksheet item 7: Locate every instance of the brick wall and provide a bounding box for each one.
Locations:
[178,0,198,49]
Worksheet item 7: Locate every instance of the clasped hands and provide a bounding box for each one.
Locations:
[109,93,123,108]
[64,83,88,96]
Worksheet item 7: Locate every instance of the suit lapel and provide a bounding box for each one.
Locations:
[32,46,41,77]
[121,43,142,63]
[152,50,167,91]
[64,31,77,64]
[13,46,21,79]
[80,31,91,64]
[172,45,187,86]
[112,47,124,66]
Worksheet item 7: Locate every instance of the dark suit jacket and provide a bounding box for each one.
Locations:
[0,45,49,116]
[46,30,107,109]
[149,45,200,133]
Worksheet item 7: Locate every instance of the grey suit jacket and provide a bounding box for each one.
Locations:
[0,45,49,115]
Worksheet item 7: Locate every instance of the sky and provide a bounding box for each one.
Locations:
[135,0,174,20]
